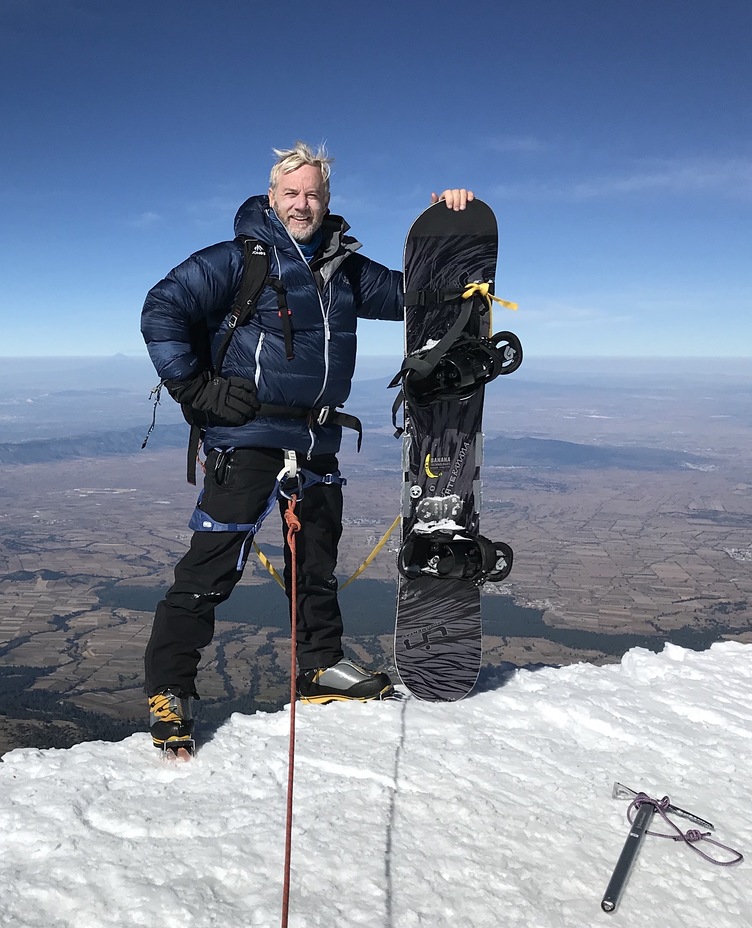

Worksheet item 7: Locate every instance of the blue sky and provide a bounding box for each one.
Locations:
[1,0,750,359]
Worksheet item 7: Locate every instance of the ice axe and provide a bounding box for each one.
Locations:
[601,782,715,913]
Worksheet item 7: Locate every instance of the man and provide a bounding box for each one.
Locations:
[141,140,473,752]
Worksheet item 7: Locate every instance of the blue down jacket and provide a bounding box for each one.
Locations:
[141,195,403,457]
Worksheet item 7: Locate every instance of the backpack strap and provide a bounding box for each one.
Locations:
[183,240,364,484]
[214,237,270,376]
[268,276,294,360]
[186,236,270,485]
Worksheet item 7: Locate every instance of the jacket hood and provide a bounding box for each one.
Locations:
[233,194,272,238]
[233,195,362,271]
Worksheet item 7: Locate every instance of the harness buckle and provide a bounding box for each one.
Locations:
[277,450,303,500]
[276,449,298,482]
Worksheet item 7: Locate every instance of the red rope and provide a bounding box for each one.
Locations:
[281,495,301,928]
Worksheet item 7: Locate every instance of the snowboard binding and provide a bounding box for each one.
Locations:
[402,330,522,406]
[390,281,522,433]
[398,531,513,585]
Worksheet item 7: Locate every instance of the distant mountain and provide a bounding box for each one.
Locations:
[0,426,710,471]
[0,426,186,464]
[484,435,710,471]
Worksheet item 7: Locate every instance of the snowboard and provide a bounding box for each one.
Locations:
[392,199,522,701]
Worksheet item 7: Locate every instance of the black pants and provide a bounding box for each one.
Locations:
[144,447,345,697]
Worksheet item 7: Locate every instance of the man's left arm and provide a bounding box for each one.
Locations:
[351,188,476,320]
[349,255,404,322]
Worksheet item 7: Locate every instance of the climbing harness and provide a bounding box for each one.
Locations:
[187,446,394,592]
[188,449,346,572]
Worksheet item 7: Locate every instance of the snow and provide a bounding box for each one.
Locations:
[2,642,751,928]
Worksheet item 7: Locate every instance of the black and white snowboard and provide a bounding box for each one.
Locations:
[391,199,522,701]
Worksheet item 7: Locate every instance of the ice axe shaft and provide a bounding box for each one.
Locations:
[602,783,715,912]
[601,800,655,912]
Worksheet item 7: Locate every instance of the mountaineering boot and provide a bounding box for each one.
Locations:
[148,689,196,756]
[297,659,394,704]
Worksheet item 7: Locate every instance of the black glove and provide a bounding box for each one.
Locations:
[165,372,260,427]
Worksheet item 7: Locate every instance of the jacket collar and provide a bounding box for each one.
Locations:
[233,194,362,284]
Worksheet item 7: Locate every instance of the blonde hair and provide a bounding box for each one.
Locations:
[269,141,333,197]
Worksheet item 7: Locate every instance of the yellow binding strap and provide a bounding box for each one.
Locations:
[340,515,401,590]
[253,541,286,590]
[461,281,518,310]
[253,515,402,591]
[461,282,518,332]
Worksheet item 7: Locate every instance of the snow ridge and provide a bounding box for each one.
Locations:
[1,642,751,928]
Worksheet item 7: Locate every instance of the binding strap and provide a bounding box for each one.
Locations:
[398,531,513,585]
[388,300,474,434]
[389,282,519,434]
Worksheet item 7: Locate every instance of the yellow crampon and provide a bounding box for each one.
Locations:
[460,281,518,333]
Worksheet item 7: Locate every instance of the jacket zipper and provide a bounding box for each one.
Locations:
[282,236,330,402]
[282,234,332,456]
[311,286,331,407]
[254,332,265,389]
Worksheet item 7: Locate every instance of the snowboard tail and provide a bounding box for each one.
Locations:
[395,577,483,701]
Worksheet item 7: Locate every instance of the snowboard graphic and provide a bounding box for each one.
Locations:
[391,199,522,701]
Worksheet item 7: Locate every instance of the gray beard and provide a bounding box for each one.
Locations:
[285,216,321,243]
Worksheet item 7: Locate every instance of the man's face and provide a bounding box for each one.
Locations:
[269,164,329,243]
